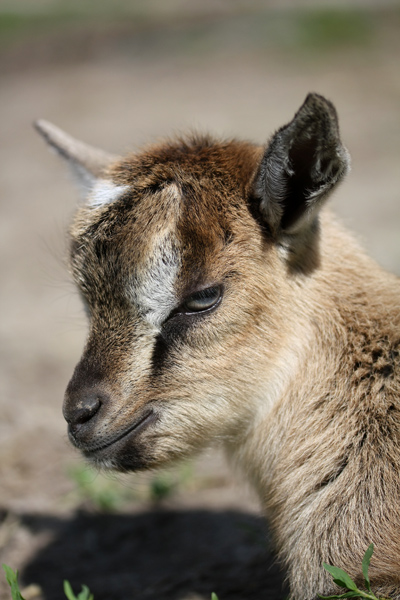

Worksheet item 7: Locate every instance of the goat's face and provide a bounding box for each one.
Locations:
[64,139,286,471]
[36,94,349,471]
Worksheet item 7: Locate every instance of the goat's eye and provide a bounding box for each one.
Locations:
[181,285,222,313]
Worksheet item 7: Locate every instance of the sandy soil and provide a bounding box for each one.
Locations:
[0,6,400,599]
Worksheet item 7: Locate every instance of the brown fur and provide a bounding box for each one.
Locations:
[36,94,400,599]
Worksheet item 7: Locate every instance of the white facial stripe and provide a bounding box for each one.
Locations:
[124,181,182,329]
[131,234,181,329]
[88,179,129,207]
[163,182,180,204]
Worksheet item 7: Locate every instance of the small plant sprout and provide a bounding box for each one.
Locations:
[319,544,388,600]
[211,594,219,600]
[63,580,94,600]
[2,564,94,600]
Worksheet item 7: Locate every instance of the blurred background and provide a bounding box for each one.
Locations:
[1,1,399,599]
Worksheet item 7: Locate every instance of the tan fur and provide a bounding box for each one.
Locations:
[36,95,400,599]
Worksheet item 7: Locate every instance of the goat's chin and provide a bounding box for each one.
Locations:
[82,436,156,472]
[83,427,207,474]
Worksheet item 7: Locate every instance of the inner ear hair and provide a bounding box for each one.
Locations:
[254,93,350,239]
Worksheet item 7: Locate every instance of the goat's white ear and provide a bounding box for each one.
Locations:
[34,119,120,193]
[254,93,350,237]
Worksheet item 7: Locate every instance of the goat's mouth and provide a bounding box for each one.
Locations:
[70,408,156,456]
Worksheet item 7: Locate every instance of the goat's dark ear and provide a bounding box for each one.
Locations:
[254,93,350,237]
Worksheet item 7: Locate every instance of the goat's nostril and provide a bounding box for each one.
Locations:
[66,395,102,428]
[75,396,101,424]
[64,381,110,436]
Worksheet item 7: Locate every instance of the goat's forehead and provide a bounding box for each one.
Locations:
[72,172,238,264]
[70,176,239,324]
[79,134,262,244]
[69,138,262,327]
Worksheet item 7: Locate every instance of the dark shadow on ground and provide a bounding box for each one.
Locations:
[22,509,287,600]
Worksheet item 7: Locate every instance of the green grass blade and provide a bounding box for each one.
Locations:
[362,544,374,593]
[211,594,219,600]
[318,592,363,599]
[323,563,358,591]
[64,580,77,600]
[64,580,94,600]
[2,565,26,600]
[77,584,93,600]
[2,565,16,588]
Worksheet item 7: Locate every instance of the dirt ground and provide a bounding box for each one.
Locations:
[1,4,400,599]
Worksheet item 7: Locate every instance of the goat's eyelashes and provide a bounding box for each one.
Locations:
[182,285,222,313]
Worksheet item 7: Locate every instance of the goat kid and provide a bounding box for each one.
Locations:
[36,94,400,599]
